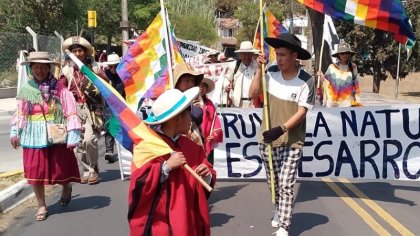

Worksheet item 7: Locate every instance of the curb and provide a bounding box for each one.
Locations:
[0,170,23,178]
[0,179,33,213]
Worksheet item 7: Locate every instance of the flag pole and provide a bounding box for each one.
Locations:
[317,16,326,89]
[259,0,275,204]
[160,0,174,89]
[395,43,401,99]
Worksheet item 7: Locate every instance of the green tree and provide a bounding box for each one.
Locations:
[234,1,288,44]
[171,14,217,47]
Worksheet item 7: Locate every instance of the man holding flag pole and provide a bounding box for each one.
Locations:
[250,4,315,234]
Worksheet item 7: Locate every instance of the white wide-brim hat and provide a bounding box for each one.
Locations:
[102,53,121,65]
[234,41,259,54]
[144,87,199,125]
[62,36,94,56]
[21,51,58,65]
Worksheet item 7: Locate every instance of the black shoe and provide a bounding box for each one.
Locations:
[105,153,118,164]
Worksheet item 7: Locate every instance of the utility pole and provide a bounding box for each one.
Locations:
[121,0,129,56]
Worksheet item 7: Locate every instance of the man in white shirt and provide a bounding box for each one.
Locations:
[225,41,259,108]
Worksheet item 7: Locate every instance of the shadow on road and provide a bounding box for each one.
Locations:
[289,212,329,235]
[47,195,111,216]
[297,180,418,206]
[210,212,235,227]
[209,184,248,205]
[99,169,121,183]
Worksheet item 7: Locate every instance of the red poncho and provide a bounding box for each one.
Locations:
[128,134,216,236]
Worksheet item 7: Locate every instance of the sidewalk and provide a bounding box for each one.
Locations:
[0,98,16,118]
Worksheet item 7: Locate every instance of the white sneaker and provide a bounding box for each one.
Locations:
[271,209,280,227]
[276,227,288,236]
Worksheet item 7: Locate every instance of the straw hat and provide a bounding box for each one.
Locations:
[21,51,58,65]
[200,77,215,94]
[144,87,199,125]
[332,42,356,57]
[173,62,204,87]
[62,36,94,56]
[264,33,311,60]
[234,41,259,54]
[102,53,120,65]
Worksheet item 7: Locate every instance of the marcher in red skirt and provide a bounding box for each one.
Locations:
[10,52,82,221]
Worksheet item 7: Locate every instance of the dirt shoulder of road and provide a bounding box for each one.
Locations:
[359,72,420,104]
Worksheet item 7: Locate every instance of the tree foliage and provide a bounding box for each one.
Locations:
[234,0,288,44]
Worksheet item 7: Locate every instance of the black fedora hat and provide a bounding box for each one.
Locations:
[265,33,311,60]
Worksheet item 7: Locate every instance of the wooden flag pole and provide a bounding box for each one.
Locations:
[184,164,213,192]
[160,0,174,89]
[395,43,401,99]
[259,0,276,204]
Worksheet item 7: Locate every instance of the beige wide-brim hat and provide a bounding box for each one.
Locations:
[102,53,121,65]
[201,77,215,94]
[144,87,199,125]
[21,51,58,65]
[332,42,356,57]
[173,62,204,87]
[234,41,259,54]
[62,36,94,56]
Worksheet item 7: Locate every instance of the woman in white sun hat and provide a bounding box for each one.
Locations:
[128,87,216,236]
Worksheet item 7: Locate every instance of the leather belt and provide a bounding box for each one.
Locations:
[241,98,251,101]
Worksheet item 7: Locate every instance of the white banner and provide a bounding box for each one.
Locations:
[177,38,212,58]
[119,105,420,181]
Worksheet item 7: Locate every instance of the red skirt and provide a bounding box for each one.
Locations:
[23,144,81,185]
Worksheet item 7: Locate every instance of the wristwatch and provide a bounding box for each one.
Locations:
[281,124,288,132]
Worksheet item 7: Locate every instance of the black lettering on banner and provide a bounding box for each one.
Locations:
[313,112,331,137]
[226,143,242,177]
[239,114,258,138]
[361,111,380,138]
[383,139,402,179]
[402,108,420,139]
[242,142,262,177]
[375,109,400,138]
[335,141,359,178]
[253,113,262,125]
[341,110,358,137]
[360,140,380,178]
[221,113,240,139]
[314,140,334,177]
[299,141,314,177]
[403,142,420,180]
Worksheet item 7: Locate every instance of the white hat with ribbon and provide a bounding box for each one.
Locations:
[144,87,199,125]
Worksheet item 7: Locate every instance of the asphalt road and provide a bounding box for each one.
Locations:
[1,137,420,236]
[0,115,22,173]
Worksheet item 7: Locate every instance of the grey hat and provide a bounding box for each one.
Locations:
[332,42,356,57]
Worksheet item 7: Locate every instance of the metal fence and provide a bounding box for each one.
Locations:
[0,31,61,88]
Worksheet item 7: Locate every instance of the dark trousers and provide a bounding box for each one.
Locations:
[105,132,115,154]
[103,106,115,154]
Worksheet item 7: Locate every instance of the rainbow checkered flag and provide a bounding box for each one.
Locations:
[66,50,173,169]
[297,0,416,54]
[253,8,288,63]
